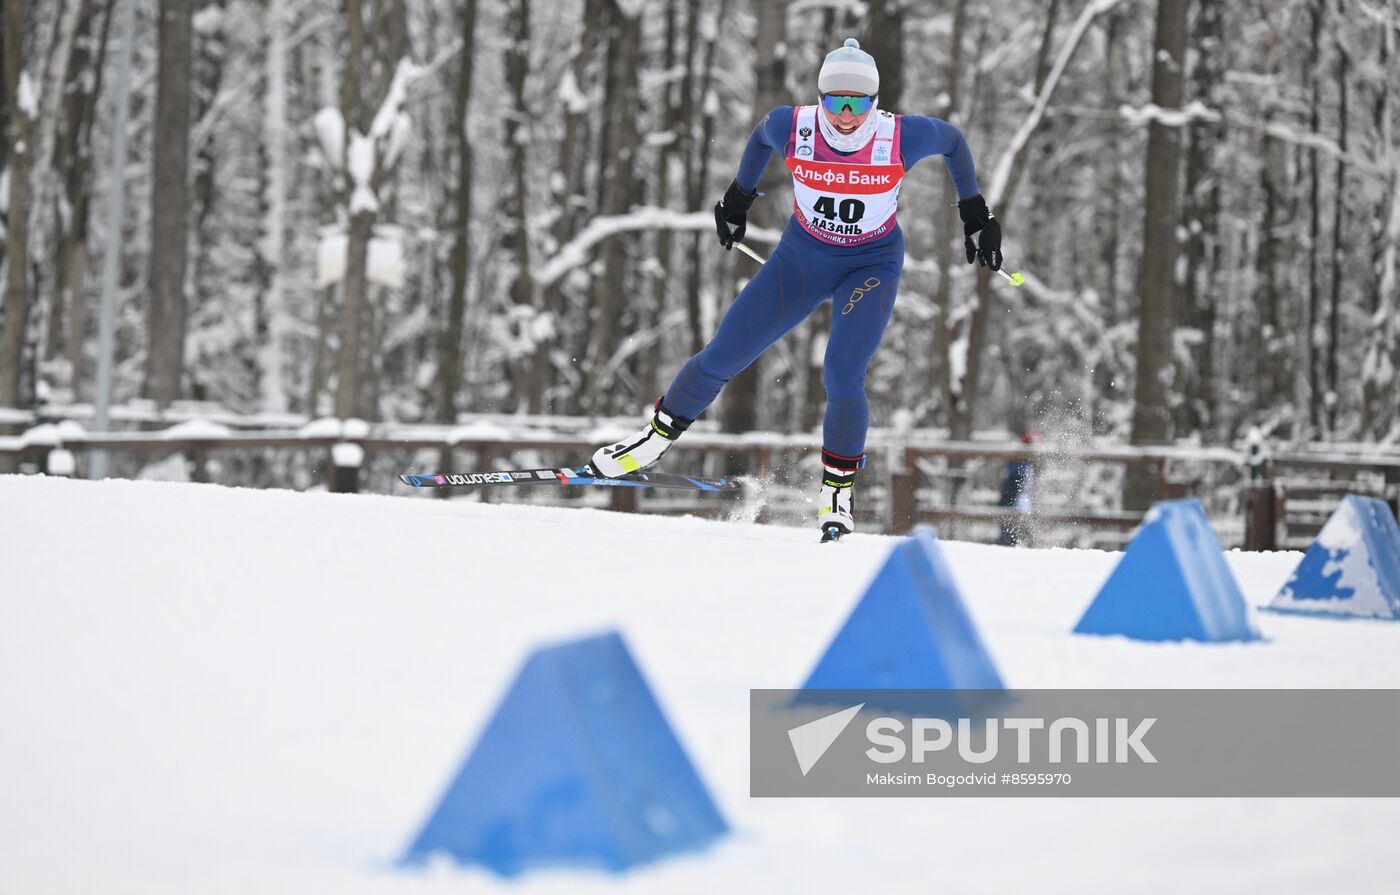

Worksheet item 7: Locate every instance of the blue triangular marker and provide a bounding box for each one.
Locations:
[401,631,726,876]
[1270,494,1400,619]
[1074,498,1259,642]
[800,527,1004,692]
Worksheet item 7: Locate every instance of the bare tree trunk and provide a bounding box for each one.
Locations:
[585,0,642,413]
[1368,22,1390,316]
[1305,0,1324,434]
[950,22,995,446]
[46,0,112,398]
[1253,132,1286,418]
[361,287,383,420]
[332,0,410,419]
[306,20,339,417]
[1365,172,1400,439]
[1361,20,1395,438]
[861,0,903,111]
[1180,0,1223,437]
[307,286,334,415]
[60,0,115,394]
[1092,7,1127,428]
[638,0,680,403]
[930,0,967,427]
[28,0,85,383]
[951,0,1059,441]
[953,268,992,441]
[1124,0,1189,510]
[682,0,731,356]
[502,0,540,412]
[189,0,225,361]
[2,0,35,409]
[144,0,194,407]
[255,0,287,412]
[337,212,372,419]
[335,0,369,419]
[437,0,477,423]
[677,0,703,355]
[0,16,7,178]
[540,0,602,409]
[721,0,785,438]
[1326,42,1348,436]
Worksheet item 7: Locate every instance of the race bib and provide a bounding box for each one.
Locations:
[785,106,905,247]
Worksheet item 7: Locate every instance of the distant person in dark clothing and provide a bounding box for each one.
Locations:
[998,432,1036,546]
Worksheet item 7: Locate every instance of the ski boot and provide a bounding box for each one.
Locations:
[817,449,863,543]
[588,398,692,478]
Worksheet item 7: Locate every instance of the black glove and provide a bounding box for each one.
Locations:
[959,194,1002,271]
[714,180,757,250]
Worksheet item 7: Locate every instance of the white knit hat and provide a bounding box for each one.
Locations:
[818,38,879,96]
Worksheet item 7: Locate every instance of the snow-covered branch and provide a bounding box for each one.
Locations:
[986,0,1129,208]
[188,3,333,153]
[1118,101,1220,128]
[1253,119,1389,179]
[369,59,422,140]
[533,207,781,287]
[1117,102,1389,179]
[1355,0,1400,29]
[788,0,868,15]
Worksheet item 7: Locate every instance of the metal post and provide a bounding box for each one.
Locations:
[888,446,917,535]
[330,443,363,494]
[1244,480,1279,551]
[90,0,138,480]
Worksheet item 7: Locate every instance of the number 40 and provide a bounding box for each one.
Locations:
[813,195,865,224]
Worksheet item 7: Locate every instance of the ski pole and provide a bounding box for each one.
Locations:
[734,241,767,265]
[969,230,1025,286]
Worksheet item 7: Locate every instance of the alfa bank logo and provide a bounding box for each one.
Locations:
[786,703,1158,776]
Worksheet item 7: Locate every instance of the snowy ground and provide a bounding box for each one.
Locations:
[3,475,1398,894]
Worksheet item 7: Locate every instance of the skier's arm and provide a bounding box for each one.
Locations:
[734,105,795,194]
[716,106,794,250]
[899,115,981,201]
[902,114,1003,270]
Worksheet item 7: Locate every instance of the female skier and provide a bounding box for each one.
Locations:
[589,38,1005,541]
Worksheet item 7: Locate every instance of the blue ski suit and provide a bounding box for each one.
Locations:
[663,105,982,458]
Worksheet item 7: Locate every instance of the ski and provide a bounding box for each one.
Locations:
[398,466,741,493]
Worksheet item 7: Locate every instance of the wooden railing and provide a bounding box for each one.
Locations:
[3,419,1397,549]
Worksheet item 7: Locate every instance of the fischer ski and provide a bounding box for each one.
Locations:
[399,466,741,493]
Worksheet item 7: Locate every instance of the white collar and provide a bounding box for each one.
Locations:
[816,100,880,153]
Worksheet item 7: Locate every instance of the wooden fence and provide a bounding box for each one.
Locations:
[3,420,1397,550]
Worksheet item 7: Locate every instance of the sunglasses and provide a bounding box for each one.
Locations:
[821,93,874,115]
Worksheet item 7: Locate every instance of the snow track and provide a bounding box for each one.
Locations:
[2,475,1397,894]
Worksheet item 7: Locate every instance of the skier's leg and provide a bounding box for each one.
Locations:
[590,239,825,476]
[663,239,824,421]
[821,258,903,457]
[811,258,901,538]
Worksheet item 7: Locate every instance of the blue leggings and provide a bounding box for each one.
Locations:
[664,221,905,457]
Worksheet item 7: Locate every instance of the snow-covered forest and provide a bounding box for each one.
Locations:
[1,0,1398,455]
